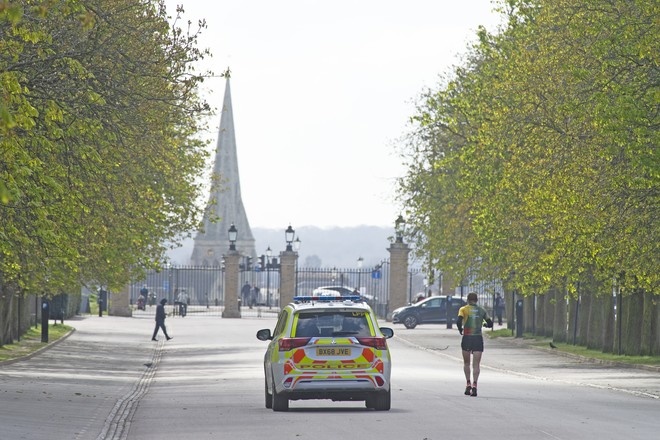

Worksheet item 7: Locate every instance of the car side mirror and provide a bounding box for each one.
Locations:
[256,328,272,341]
[379,327,394,339]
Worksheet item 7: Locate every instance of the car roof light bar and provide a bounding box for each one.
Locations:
[293,295,363,303]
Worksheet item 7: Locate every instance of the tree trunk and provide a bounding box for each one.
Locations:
[568,294,579,345]
[543,292,553,337]
[640,291,657,356]
[602,289,615,354]
[577,289,591,346]
[552,286,568,343]
[587,293,604,351]
[0,286,16,346]
[507,289,516,331]
[654,299,660,356]
[536,293,545,336]
[623,290,644,356]
[524,293,535,333]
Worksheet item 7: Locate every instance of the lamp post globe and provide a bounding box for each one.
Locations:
[228,223,238,251]
[285,225,295,251]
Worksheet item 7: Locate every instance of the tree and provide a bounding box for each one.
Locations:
[397,0,658,353]
[0,0,212,344]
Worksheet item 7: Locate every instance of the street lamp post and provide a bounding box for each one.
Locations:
[294,237,301,295]
[357,256,364,294]
[221,223,241,318]
[266,246,272,308]
[166,262,172,304]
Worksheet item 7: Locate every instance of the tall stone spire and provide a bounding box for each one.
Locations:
[190,75,256,265]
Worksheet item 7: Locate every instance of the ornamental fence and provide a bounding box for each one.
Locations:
[125,262,426,319]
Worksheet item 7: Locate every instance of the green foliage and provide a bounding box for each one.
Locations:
[397,0,658,295]
[0,1,212,299]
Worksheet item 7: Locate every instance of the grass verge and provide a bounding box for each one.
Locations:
[0,324,73,363]
[487,328,660,367]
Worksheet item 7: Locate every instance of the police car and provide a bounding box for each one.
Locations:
[256,295,394,411]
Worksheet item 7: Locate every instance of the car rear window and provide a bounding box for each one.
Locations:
[294,311,372,337]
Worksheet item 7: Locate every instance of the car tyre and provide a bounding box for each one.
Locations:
[264,377,272,409]
[403,315,419,329]
[372,389,391,411]
[271,380,289,412]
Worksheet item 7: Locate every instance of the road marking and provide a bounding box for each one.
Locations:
[96,340,164,439]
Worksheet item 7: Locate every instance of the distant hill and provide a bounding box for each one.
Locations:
[253,226,395,269]
[166,225,397,269]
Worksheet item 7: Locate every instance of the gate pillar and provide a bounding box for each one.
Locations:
[222,250,241,318]
[109,284,132,317]
[387,240,410,321]
[279,249,298,307]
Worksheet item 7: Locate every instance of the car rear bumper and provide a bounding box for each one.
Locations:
[275,370,390,399]
[281,379,390,401]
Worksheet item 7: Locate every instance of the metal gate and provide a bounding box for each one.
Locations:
[129,265,282,318]
[295,263,392,318]
[129,262,424,319]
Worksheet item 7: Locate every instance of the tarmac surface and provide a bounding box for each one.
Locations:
[394,324,660,400]
[0,313,658,440]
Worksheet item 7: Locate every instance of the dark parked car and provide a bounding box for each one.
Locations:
[391,296,466,329]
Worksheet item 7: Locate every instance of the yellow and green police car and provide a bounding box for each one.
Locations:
[256,295,394,411]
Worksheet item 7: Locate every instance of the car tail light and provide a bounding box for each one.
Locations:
[356,337,388,350]
[278,337,311,351]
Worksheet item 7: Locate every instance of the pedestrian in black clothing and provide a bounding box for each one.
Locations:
[494,293,505,326]
[241,282,251,308]
[152,298,172,341]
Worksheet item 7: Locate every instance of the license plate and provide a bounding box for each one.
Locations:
[317,347,350,356]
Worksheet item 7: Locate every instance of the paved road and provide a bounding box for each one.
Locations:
[395,325,660,400]
[0,315,657,440]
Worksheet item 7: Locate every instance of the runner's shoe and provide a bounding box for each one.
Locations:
[464,386,472,395]
[470,387,477,397]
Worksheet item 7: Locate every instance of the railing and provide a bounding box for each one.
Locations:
[127,263,431,319]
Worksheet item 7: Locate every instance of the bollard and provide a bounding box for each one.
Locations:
[41,298,50,343]
[515,299,524,338]
[446,295,453,329]
[98,289,107,317]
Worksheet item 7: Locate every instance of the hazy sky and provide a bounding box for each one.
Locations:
[166,0,503,229]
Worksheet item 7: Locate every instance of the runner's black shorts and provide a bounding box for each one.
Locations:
[461,335,484,352]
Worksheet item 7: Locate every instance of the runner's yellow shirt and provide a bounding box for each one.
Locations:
[457,304,489,336]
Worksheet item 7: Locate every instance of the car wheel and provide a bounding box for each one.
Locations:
[403,315,418,329]
[264,377,272,409]
[372,389,391,411]
[271,379,289,412]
